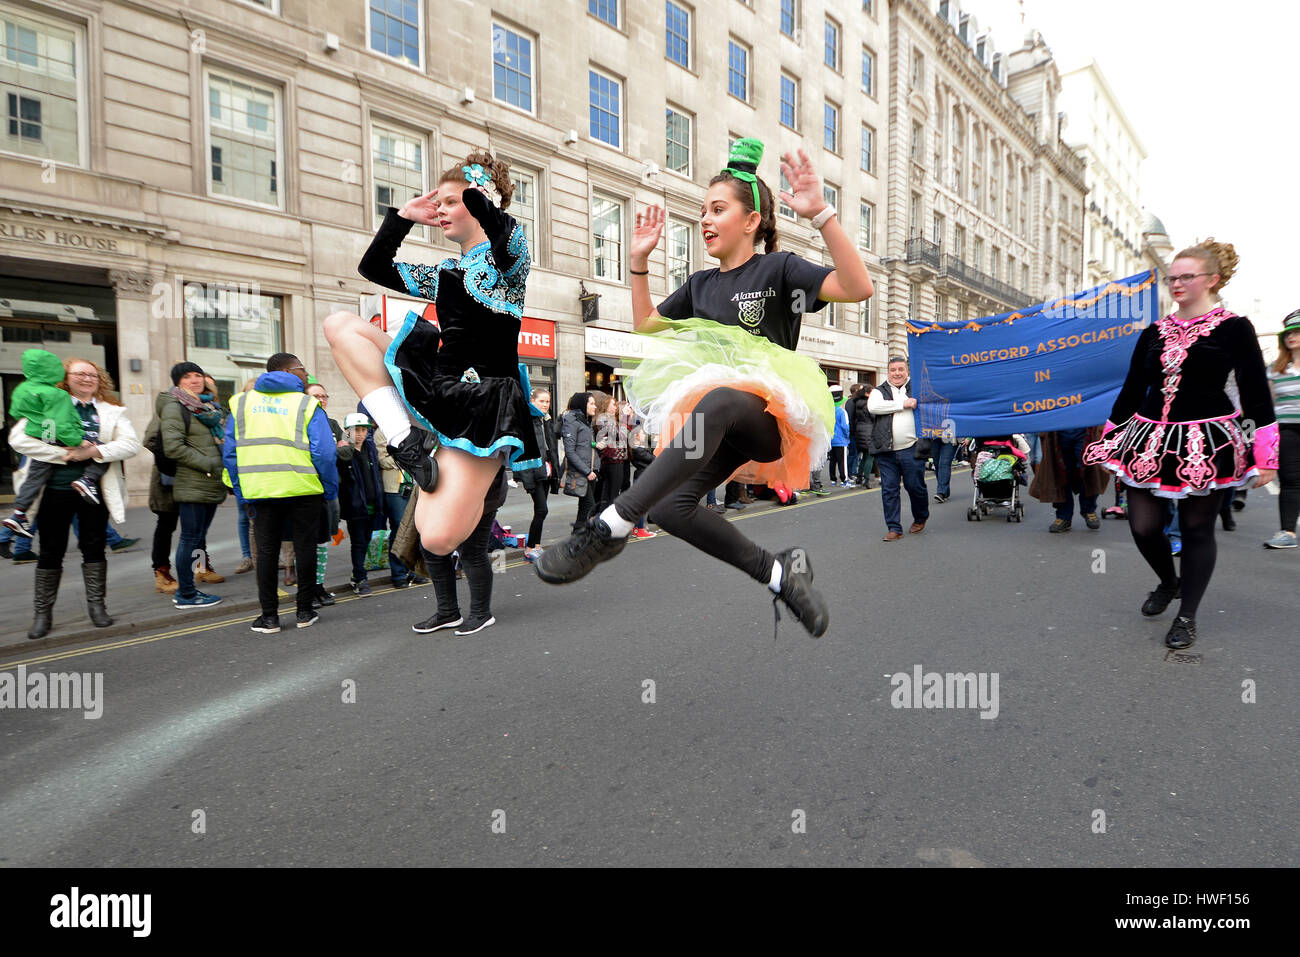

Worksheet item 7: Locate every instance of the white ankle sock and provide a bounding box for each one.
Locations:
[362,386,412,447]
[599,505,635,538]
[768,559,783,594]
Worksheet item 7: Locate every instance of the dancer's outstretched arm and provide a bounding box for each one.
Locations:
[630,204,672,334]
[779,149,873,303]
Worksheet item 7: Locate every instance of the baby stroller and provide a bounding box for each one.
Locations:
[967,436,1028,523]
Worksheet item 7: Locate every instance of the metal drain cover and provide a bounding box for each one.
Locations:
[1164,650,1202,665]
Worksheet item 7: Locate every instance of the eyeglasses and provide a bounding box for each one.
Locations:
[1163,273,1211,286]
[70,372,100,378]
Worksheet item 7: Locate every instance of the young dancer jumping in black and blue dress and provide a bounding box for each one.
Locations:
[324,150,542,636]
[536,140,873,638]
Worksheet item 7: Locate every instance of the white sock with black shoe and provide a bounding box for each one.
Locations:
[362,386,413,448]
[768,559,783,595]
[598,505,635,538]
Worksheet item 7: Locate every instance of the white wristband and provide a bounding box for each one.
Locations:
[809,206,836,230]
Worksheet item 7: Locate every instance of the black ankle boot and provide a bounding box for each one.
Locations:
[1141,580,1181,617]
[29,567,62,639]
[83,561,114,628]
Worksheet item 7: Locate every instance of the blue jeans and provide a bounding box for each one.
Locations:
[381,491,411,580]
[933,439,957,496]
[1053,428,1098,521]
[237,504,252,559]
[847,444,860,479]
[876,448,930,533]
[175,502,219,599]
[1025,432,1041,468]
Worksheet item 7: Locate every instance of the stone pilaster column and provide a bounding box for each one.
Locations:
[108,269,163,511]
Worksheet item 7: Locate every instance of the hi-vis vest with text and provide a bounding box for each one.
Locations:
[229,389,324,499]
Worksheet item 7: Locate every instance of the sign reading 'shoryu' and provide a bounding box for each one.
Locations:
[907,270,1159,439]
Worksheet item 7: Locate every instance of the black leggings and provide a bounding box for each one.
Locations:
[828,447,848,483]
[613,388,782,583]
[151,509,179,570]
[1280,425,1300,532]
[1127,486,1224,620]
[424,507,498,619]
[526,481,549,547]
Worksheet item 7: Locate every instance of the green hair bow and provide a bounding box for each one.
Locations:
[722,137,765,213]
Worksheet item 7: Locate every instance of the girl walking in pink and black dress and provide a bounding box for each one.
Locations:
[1083,240,1278,649]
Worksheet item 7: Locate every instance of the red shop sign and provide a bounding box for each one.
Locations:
[518,316,555,360]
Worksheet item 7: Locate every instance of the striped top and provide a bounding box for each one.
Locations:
[1271,365,1300,423]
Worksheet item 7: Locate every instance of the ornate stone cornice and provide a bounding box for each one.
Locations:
[0,201,168,238]
[108,269,162,300]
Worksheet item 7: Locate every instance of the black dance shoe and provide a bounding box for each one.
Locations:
[1141,581,1181,617]
[1165,616,1196,649]
[388,430,439,492]
[534,517,628,585]
[771,547,830,639]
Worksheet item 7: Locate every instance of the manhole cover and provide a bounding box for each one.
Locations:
[1164,650,1202,665]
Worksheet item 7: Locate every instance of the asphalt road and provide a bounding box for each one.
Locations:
[1,472,1295,867]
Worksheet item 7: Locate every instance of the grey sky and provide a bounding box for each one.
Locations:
[963,0,1299,331]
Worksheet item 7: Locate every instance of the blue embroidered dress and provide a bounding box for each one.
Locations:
[358,188,542,470]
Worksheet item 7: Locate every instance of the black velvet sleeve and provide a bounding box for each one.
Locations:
[461,186,529,279]
[358,208,417,295]
[1231,317,1277,429]
[1107,323,1158,426]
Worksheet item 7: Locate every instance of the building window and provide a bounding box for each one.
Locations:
[861,294,873,337]
[665,2,690,68]
[207,72,282,208]
[971,131,983,206]
[823,183,838,215]
[592,193,623,280]
[910,48,924,88]
[1022,263,1029,292]
[909,191,921,237]
[588,68,621,148]
[1007,253,1016,286]
[667,218,691,289]
[492,23,534,112]
[0,7,80,164]
[727,39,749,101]
[861,47,875,96]
[368,0,421,68]
[860,124,875,174]
[665,106,691,175]
[824,300,837,328]
[972,236,983,271]
[989,148,1000,218]
[935,293,947,322]
[1005,153,1014,227]
[779,73,798,129]
[589,0,618,28]
[824,17,840,71]
[952,225,965,260]
[823,101,839,153]
[932,212,944,247]
[1019,169,1029,235]
[780,0,797,36]
[858,201,874,251]
[372,126,425,236]
[950,112,963,194]
[185,286,283,388]
[910,120,923,163]
[778,169,795,219]
[909,282,923,319]
[990,247,1000,280]
[509,168,537,253]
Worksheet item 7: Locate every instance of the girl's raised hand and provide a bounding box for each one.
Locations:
[778,149,827,219]
[398,190,441,226]
[631,204,665,262]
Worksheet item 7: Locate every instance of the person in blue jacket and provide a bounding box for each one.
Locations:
[223,353,339,633]
[829,384,852,487]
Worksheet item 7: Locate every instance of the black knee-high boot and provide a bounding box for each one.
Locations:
[423,547,461,619]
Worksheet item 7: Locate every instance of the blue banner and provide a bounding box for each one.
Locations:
[906,270,1159,439]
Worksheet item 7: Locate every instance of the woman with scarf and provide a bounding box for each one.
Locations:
[162,361,229,609]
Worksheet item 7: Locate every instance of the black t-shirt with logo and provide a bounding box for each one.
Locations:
[655,251,833,351]
[50,400,99,490]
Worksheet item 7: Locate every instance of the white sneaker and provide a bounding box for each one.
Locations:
[1264,531,1297,549]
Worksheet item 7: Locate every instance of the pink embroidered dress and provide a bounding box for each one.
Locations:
[1083,307,1279,497]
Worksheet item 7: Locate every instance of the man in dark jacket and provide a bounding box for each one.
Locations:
[847,383,875,488]
[867,356,929,541]
[337,412,385,596]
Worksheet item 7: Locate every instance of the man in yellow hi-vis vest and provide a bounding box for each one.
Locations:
[223,353,339,634]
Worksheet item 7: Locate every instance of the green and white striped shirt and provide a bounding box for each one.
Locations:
[1271,365,1300,424]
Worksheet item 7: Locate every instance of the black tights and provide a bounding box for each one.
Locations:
[613,388,783,583]
[1126,486,1224,620]
[424,507,498,620]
